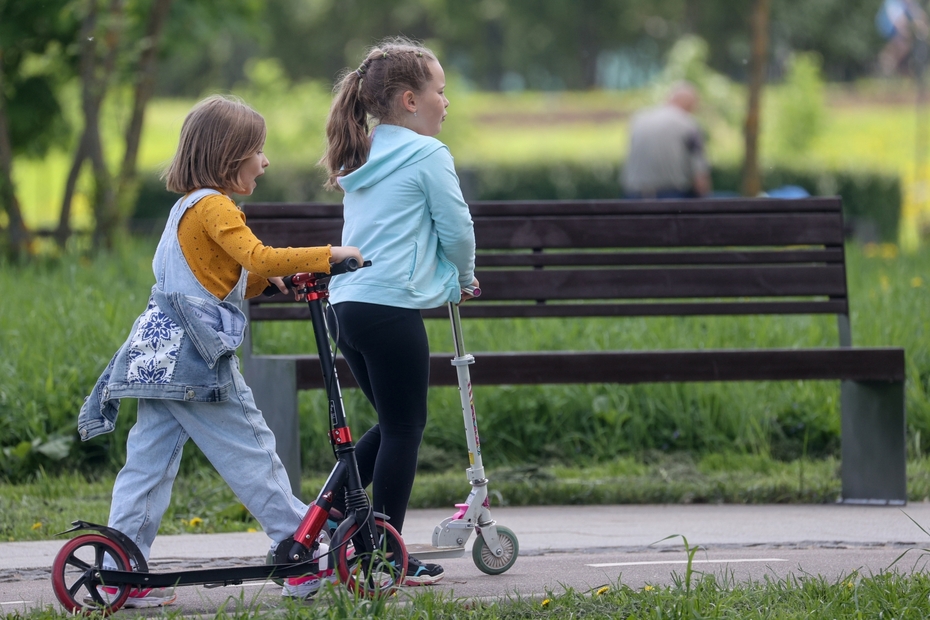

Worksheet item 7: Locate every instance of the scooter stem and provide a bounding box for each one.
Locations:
[448,302,485,479]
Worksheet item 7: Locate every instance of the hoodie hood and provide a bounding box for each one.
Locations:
[338,125,446,193]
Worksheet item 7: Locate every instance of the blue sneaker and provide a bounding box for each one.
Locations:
[403,555,444,586]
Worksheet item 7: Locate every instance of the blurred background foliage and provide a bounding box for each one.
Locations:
[1,0,922,255]
[158,0,886,93]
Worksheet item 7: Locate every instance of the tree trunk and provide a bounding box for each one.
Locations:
[116,0,174,224]
[91,0,125,248]
[88,109,116,249]
[0,48,31,259]
[741,0,770,197]
[58,0,124,250]
[56,133,90,248]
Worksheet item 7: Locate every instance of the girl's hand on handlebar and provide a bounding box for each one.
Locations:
[330,246,363,266]
[460,277,481,302]
[267,276,305,301]
[268,276,289,295]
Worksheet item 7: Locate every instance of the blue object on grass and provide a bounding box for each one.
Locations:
[766,185,810,199]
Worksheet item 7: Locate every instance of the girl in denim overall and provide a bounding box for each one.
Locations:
[78,95,362,606]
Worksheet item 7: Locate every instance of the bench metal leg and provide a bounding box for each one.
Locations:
[840,380,906,505]
[243,356,302,499]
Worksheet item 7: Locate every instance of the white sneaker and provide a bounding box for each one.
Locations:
[281,542,337,599]
[83,585,177,608]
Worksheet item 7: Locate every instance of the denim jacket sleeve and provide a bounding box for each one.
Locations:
[77,351,121,441]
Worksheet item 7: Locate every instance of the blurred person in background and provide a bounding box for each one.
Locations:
[876,0,929,75]
[622,81,711,199]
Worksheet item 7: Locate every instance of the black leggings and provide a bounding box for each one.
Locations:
[327,302,429,534]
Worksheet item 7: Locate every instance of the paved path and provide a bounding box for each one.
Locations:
[3,503,930,615]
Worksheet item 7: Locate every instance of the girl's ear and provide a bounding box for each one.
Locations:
[400,90,417,114]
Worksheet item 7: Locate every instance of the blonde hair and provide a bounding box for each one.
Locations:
[319,36,436,190]
[163,94,266,194]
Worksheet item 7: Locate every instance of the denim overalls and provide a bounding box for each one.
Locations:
[81,189,307,559]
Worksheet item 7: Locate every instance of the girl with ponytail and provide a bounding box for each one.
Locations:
[320,36,478,586]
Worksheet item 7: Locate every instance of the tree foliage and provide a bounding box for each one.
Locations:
[226,0,889,92]
[0,0,903,256]
[0,0,77,258]
[0,0,76,157]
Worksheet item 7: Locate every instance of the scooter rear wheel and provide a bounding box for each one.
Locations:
[330,517,407,598]
[473,525,519,575]
[51,533,133,614]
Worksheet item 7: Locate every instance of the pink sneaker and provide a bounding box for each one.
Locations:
[281,542,337,599]
[84,586,177,608]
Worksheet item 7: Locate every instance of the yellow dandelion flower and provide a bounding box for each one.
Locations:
[596,586,609,596]
[644,584,654,591]
[247,527,257,533]
[541,598,551,607]
[189,517,203,527]
[31,522,42,530]
[912,277,923,288]
[880,244,899,259]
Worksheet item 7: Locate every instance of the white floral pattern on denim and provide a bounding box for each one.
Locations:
[127,301,183,384]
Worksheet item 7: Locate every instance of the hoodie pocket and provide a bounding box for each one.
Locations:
[407,242,419,282]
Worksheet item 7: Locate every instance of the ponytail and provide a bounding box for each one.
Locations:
[319,37,436,191]
[320,70,370,190]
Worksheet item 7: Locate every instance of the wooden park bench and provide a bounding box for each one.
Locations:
[241,197,906,505]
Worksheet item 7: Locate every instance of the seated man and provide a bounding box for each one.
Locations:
[622,81,711,199]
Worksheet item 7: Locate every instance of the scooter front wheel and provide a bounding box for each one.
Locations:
[330,517,407,598]
[51,533,133,614]
[473,525,519,575]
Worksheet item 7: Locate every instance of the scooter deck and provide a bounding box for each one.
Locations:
[404,543,466,560]
[96,560,319,589]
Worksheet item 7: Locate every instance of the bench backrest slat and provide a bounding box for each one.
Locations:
[476,265,847,301]
[474,213,844,248]
[243,197,848,321]
[479,248,845,267]
[251,300,848,321]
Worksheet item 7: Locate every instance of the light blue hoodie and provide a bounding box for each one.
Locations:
[328,124,476,309]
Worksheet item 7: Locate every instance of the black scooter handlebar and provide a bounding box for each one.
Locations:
[263,258,370,297]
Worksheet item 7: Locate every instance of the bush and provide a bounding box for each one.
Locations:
[769,52,827,158]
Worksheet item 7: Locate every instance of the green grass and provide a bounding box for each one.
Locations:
[2,238,929,483]
[6,566,930,619]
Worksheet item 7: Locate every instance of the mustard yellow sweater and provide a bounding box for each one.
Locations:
[177,192,331,299]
